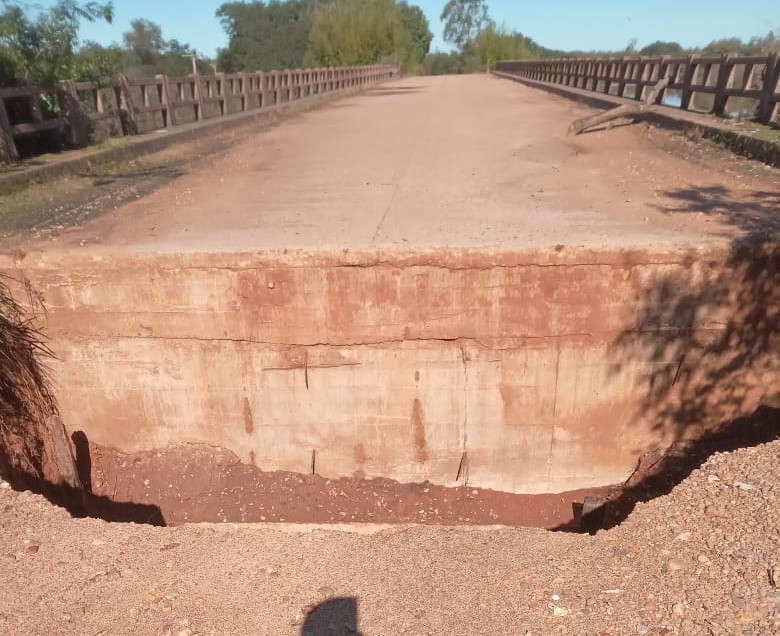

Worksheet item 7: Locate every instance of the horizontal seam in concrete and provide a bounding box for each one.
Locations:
[54,330,728,348]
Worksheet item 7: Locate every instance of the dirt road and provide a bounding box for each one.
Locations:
[1,439,778,636]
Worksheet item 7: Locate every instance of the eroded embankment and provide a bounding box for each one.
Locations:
[0,241,776,528]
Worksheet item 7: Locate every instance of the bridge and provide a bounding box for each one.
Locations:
[1,73,777,528]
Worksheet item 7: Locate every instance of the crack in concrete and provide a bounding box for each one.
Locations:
[460,343,470,487]
[94,333,602,349]
[144,260,695,273]
[546,343,562,492]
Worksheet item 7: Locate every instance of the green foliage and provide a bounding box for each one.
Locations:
[123,18,165,66]
[217,1,325,72]
[423,51,462,75]
[119,20,207,78]
[473,22,540,71]
[701,31,778,56]
[440,0,489,50]
[639,40,685,56]
[304,0,431,72]
[71,40,123,84]
[0,0,113,85]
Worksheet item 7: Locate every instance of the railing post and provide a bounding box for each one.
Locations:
[0,93,19,162]
[118,75,138,135]
[241,72,250,111]
[680,54,698,110]
[220,74,230,115]
[713,53,735,117]
[157,74,176,128]
[59,80,90,147]
[756,51,778,123]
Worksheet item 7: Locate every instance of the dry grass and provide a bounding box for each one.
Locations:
[0,277,58,482]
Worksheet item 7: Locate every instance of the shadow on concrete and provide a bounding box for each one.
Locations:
[301,597,362,636]
[652,185,780,235]
[71,430,166,526]
[366,86,424,97]
[563,185,779,533]
[0,429,165,527]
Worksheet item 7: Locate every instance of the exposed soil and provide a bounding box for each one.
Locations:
[1,436,778,635]
[8,405,771,536]
[78,442,611,529]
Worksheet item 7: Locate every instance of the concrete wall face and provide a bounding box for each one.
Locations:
[6,247,774,494]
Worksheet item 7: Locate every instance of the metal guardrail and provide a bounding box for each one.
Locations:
[496,53,780,124]
[0,65,399,162]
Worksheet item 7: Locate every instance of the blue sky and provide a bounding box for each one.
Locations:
[34,0,779,57]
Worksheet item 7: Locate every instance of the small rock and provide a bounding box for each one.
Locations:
[734,482,756,491]
[666,558,686,571]
[164,590,179,601]
[25,543,40,555]
[698,554,712,565]
[91,539,107,546]
[672,603,687,617]
[176,629,193,636]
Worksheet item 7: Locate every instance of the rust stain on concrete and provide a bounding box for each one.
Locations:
[353,443,367,479]
[242,397,254,435]
[414,370,420,383]
[410,398,428,463]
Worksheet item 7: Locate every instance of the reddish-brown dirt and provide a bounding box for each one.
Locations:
[82,442,610,529]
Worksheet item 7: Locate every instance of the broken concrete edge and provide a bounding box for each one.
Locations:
[492,71,780,169]
[0,242,747,272]
[0,76,400,194]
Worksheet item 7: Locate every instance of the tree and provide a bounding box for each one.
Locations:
[474,22,539,71]
[217,0,324,72]
[122,18,164,66]
[397,1,432,59]
[440,0,489,50]
[304,0,430,72]
[639,41,684,56]
[0,0,113,86]
[305,0,399,67]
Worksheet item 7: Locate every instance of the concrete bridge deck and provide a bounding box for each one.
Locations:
[17,74,778,256]
[2,75,776,515]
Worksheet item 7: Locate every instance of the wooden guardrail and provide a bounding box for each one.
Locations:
[496,53,780,124]
[0,65,398,163]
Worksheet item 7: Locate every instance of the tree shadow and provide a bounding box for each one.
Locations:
[300,597,362,636]
[0,429,166,527]
[652,185,780,235]
[564,184,779,532]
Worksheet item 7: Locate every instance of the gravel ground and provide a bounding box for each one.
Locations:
[1,440,778,636]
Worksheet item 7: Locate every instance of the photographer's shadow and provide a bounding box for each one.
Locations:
[301,597,362,636]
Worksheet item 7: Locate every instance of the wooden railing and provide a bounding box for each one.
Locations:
[0,65,398,162]
[496,53,780,124]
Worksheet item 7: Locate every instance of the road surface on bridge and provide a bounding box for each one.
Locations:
[17,75,780,254]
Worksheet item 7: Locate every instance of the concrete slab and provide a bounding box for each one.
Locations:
[14,74,778,257]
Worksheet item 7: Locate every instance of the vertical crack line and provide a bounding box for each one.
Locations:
[311,449,316,475]
[460,343,469,486]
[672,353,686,387]
[546,343,562,490]
[304,350,309,390]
